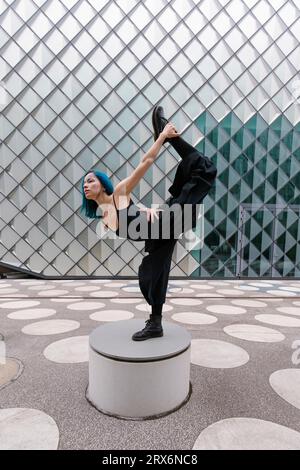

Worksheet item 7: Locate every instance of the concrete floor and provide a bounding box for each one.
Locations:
[1,278,300,450]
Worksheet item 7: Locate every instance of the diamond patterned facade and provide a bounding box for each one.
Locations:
[0,0,299,278]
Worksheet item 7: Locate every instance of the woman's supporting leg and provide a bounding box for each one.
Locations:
[138,238,177,306]
[132,238,177,341]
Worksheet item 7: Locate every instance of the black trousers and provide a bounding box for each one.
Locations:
[138,135,217,307]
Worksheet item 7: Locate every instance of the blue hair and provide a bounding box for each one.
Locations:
[80,170,114,219]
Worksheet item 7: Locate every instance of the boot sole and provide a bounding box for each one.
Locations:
[132,331,164,341]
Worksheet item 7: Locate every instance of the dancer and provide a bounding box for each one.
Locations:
[81,106,217,341]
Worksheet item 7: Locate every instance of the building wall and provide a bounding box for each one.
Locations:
[0,0,299,278]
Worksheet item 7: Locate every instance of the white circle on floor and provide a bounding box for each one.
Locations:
[0,288,19,294]
[110,298,142,304]
[169,298,203,306]
[135,303,173,312]
[255,314,300,327]
[2,294,29,297]
[0,300,40,309]
[191,339,249,368]
[121,287,141,293]
[248,282,274,287]
[19,281,46,285]
[224,324,285,342]
[172,312,218,325]
[208,281,230,286]
[192,417,300,450]
[44,336,89,363]
[279,286,300,292]
[234,285,259,291]
[37,290,69,296]
[168,280,190,285]
[270,369,300,411]
[293,301,300,307]
[189,284,214,290]
[196,293,223,297]
[28,285,56,290]
[231,300,268,308]
[104,283,127,288]
[216,289,244,295]
[90,310,134,321]
[206,305,246,315]
[74,286,102,292]
[60,282,86,286]
[67,301,105,310]
[0,283,12,288]
[266,290,296,296]
[90,280,110,283]
[0,408,59,450]
[169,287,195,294]
[276,307,300,317]
[22,320,80,336]
[7,308,57,320]
[90,291,119,297]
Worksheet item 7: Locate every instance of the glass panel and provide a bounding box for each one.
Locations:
[28,11,53,38]
[225,28,247,52]
[158,7,179,33]
[2,41,25,67]
[102,63,125,88]
[144,20,165,46]
[117,49,137,74]
[0,7,24,35]
[102,2,124,28]
[199,0,220,20]
[225,0,247,22]
[131,3,152,30]
[116,79,139,103]
[116,18,138,44]
[264,15,287,40]
[212,11,233,36]
[185,8,206,34]
[43,0,66,23]
[73,30,97,57]
[172,22,193,48]
[252,0,274,24]
[116,107,138,132]
[102,33,124,58]
[170,53,193,78]
[72,1,95,26]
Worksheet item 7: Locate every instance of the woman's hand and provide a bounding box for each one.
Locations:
[161,122,180,139]
[140,207,163,223]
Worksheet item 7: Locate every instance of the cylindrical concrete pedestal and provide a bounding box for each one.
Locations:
[86,319,191,420]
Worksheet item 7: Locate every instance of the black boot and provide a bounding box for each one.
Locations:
[132,314,163,341]
[152,105,173,144]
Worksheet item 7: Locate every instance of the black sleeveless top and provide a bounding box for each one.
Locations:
[103,193,142,239]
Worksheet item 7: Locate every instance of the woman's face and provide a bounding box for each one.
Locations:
[83,172,103,200]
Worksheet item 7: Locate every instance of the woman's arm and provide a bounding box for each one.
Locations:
[117,122,180,195]
[118,134,165,195]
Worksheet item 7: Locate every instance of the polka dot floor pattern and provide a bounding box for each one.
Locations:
[1,278,300,450]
